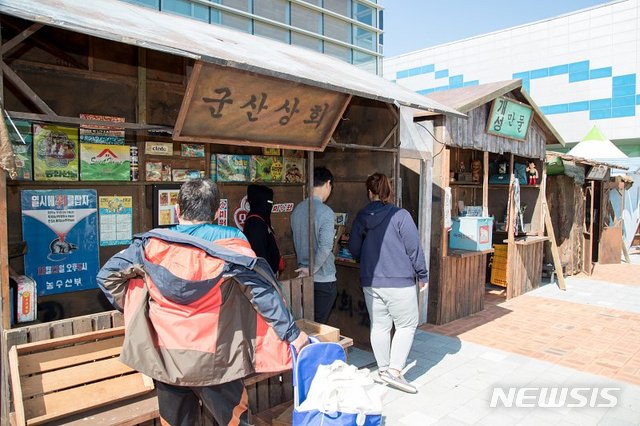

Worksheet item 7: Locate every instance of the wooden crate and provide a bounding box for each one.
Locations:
[295,319,340,343]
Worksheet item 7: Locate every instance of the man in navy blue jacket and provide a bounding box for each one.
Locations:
[349,173,428,394]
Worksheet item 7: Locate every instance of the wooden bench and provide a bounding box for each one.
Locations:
[8,327,157,426]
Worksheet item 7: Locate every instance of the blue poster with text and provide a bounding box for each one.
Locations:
[21,189,100,296]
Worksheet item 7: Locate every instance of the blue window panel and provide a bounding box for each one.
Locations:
[569,71,590,82]
[549,64,569,76]
[637,95,640,105]
[568,61,589,73]
[420,64,435,73]
[611,106,636,118]
[590,109,612,120]
[568,101,589,112]
[128,0,159,7]
[530,68,549,79]
[612,96,636,107]
[522,81,530,94]
[463,80,479,87]
[546,104,569,114]
[417,88,433,95]
[613,74,636,87]
[449,75,463,85]
[540,106,551,114]
[613,85,636,97]
[590,67,612,79]
[435,69,449,79]
[590,98,612,110]
[433,85,449,92]
[408,67,421,77]
[512,71,530,80]
[396,70,409,79]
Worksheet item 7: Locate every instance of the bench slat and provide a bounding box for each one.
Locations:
[19,336,124,375]
[21,357,135,398]
[24,373,154,425]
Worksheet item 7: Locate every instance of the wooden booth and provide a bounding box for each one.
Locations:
[417,80,565,325]
[545,152,628,275]
[0,1,460,423]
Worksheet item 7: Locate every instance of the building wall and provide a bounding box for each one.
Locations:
[125,0,383,74]
[383,0,640,148]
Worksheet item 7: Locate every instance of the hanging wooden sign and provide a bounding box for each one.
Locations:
[486,96,533,142]
[174,61,351,151]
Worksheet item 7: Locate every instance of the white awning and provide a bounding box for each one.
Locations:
[0,0,465,118]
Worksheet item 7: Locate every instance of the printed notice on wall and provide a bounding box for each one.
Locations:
[99,196,133,246]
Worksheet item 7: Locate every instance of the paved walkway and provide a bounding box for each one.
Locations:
[345,266,640,424]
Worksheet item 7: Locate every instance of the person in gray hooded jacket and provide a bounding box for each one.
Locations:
[349,172,428,394]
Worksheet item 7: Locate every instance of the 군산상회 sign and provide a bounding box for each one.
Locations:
[486,97,533,142]
[174,62,351,151]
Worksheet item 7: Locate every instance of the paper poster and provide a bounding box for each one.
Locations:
[80,143,131,181]
[79,114,125,145]
[33,124,79,181]
[8,119,33,180]
[251,155,283,182]
[99,196,133,246]
[272,203,294,213]
[181,143,205,157]
[145,141,174,156]
[217,199,228,226]
[21,189,99,296]
[284,157,304,183]
[444,187,452,229]
[217,154,250,182]
[157,188,180,226]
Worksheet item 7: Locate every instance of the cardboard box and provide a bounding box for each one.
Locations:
[295,319,340,343]
[449,216,493,251]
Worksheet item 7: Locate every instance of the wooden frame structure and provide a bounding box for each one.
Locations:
[418,80,565,324]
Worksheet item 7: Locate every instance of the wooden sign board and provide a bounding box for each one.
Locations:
[174,61,351,151]
[486,96,534,142]
[586,164,608,180]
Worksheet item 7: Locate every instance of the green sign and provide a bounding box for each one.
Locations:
[486,97,533,141]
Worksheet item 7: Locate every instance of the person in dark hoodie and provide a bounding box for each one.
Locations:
[349,172,428,394]
[244,184,283,275]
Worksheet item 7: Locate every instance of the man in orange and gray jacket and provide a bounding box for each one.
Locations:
[97,179,308,426]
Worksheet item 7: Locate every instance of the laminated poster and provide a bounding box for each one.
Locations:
[79,114,125,145]
[99,196,133,246]
[33,124,79,181]
[181,143,205,157]
[284,157,304,183]
[251,155,283,182]
[80,143,131,181]
[157,188,179,226]
[21,189,99,296]
[8,119,33,181]
[217,154,250,182]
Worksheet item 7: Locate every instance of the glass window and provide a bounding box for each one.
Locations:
[324,42,351,63]
[299,0,322,5]
[254,22,289,43]
[291,4,321,34]
[253,0,287,23]
[221,11,251,32]
[324,15,350,43]
[161,0,209,22]
[126,0,159,8]
[353,27,375,51]
[353,2,375,26]
[221,0,249,12]
[353,50,377,73]
[324,0,350,17]
[291,32,322,52]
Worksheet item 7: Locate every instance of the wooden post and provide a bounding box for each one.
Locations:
[506,154,515,298]
[307,151,315,277]
[543,201,566,290]
[482,151,488,217]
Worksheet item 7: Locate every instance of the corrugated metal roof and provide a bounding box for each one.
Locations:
[0,0,464,118]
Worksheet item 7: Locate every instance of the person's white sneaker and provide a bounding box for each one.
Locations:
[379,370,417,394]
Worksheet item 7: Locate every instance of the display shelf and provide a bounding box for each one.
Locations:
[449,182,482,188]
[487,184,540,189]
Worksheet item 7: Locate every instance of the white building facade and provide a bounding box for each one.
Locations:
[383,0,640,155]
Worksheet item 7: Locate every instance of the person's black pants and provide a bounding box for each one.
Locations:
[156,379,249,426]
[314,280,337,324]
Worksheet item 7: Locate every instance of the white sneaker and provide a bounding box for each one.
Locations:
[379,370,417,394]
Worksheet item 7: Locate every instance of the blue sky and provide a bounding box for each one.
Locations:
[378,0,611,57]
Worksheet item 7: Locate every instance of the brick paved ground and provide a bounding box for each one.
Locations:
[577,262,640,286]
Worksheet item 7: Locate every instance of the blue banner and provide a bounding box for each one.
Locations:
[21,189,100,296]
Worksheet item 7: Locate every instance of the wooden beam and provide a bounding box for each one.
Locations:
[6,111,172,131]
[482,151,488,216]
[543,201,566,290]
[0,167,9,330]
[0,23,44,57]
[378,123,398,148]
[1,61,56,115]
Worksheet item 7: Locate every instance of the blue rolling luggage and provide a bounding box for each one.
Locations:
[290,339,382,426]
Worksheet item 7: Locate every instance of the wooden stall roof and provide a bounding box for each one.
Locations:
[418,79,565,147]
[0,0,464,119]
[546,151,629,170]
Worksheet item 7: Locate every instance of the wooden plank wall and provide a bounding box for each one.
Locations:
[436,255,487,325]
[442,103,547,160]
[506,241,544,299]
